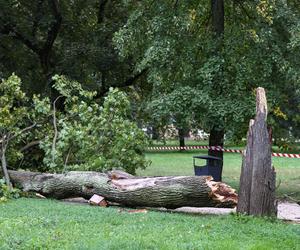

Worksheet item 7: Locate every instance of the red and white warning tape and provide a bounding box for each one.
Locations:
[147,146,300,158]
[271,152,300,158]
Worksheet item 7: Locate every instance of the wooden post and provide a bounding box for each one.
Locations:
[237,87,277,216]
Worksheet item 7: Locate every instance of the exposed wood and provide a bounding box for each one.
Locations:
[7,170,237,209]
[89,194,108,207]
[35,193,46,199]
[237,87,277,216]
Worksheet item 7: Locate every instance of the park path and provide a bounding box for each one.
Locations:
[170,202,300,223]
[63,198,300,223]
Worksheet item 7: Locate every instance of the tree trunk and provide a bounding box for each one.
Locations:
[209,0,225,180]
[211,0,224,36]
[8,170,237,209]
[1,146,12,190]
[208,128,224,181]
[178,128,185,149]
[152,126,159,140]
[237,88,277,216]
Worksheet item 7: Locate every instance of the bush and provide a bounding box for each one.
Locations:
[1,74,149,175]
[39,75,149,174]
[0,178,20,202]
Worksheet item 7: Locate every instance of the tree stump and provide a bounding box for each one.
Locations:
[237,87,277,216]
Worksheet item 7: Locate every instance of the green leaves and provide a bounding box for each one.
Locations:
[0,178,20,203]
[40,76,149,174]
[114,0,300,141]
[0,74,148,174]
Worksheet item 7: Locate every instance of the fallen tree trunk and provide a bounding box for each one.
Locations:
[8,170,237,208]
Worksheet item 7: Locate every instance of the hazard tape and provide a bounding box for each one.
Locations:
[147,146,300,158]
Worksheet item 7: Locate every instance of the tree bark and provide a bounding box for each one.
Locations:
[178,128,186,149]
[237,88,277,216]
[208,128,224,180]
[1,146,12,190]
[209,0,225,179]
[211,0,224,36]
[8,170,237,209]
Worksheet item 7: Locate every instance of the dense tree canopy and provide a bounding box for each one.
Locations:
[0,0,143,96]
[0,0,299,178]
[114,0,300,144]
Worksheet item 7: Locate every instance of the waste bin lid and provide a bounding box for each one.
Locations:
[193,155,222,161]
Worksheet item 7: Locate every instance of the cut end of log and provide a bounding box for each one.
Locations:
[206,178,238,208]
[89,194,108,207]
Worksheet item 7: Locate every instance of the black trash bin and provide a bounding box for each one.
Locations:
[193,155,223,181]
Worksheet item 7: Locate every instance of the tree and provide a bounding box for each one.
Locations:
[238,88,277,216]
[0,74,149,175]
[0,0,144,97]
[0,74,48,188]
[39,75,149,174]
[114,0,300,155]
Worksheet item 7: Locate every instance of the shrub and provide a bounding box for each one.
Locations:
[40,75,149,174]
[1,74,149,175]
[0,178,20,202]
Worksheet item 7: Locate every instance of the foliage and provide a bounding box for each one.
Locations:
[0,74,28,140]
[0,74,49,185]
[1,74,148,175]
[114,0,300,141]
[40,75,149,174]
[0,0,133,95]
[0,198,299,249]
[0,178,20,203]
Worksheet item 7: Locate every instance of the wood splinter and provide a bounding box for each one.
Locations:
[89,194,108,207]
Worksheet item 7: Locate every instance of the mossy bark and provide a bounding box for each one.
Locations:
[8,170,237,209]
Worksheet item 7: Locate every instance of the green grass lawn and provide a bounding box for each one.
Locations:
[139,150,300,200]
[0,198,299,250]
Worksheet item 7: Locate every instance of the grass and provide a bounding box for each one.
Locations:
[0,141,299,249]
[138,150,300,200]
[0,198,299,250]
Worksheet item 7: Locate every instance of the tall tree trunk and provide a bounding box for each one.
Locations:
[208,128,224,180]
[178,128,185,149]
[237,88,277,216]
[211,0,224,36]
[209,0,225,179]
[152,126,159,140]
